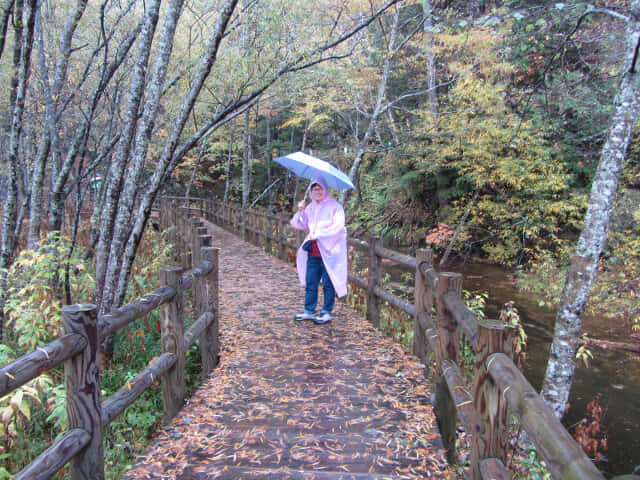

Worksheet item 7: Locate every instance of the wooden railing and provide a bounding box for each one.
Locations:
[193,197,637,480]
[0,204,218,480]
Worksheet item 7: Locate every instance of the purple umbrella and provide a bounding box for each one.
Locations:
[273,151,355,190]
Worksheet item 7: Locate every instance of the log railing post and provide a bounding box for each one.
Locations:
[196,234,212,314]
[252,211,256,244]
[205,199,211,223]
[413,249,434,361]
[470,319,515,480]
[178,207,190,267]
[241,207,247,241]
[188,218,203,268]
[367,236,382,328]
[434,272,463,464]
[252,211,258,245]
[159,198,167,231]
[194,226,208,267]
[170,203,178,256]
[63,304,104,480]
[160,267,185,423]
[232,204,238,233]
[201,247,219,377]
[245,210,251,243]
[255,211,261,246]
[265,214,272,254]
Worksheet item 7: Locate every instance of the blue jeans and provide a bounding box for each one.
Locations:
[304,255,335,314]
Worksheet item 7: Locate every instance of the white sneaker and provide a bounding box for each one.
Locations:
[314,313,332,324]
[295,312,316,321]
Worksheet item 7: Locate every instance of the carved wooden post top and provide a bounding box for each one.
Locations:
[416,248,433,264]
[62,304,98,333]
[62,303,97,314]
[438,271,463,287]
[160,265,183,273]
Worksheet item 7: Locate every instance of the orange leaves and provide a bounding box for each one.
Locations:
[573,394,608,462]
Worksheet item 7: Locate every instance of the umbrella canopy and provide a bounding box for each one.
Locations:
[273,151,355,191]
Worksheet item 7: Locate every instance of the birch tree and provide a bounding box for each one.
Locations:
[540,1,640,418]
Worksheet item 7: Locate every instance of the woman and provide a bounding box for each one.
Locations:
[290,174,348,324]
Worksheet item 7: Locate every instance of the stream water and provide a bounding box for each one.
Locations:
[452,262,640,478]
[370,255,640,477]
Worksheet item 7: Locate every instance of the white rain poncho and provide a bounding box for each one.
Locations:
[290,175,348,297]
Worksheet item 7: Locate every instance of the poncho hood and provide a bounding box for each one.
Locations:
[307,174,330,203]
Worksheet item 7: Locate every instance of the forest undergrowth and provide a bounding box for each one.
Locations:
[0,226,204,480]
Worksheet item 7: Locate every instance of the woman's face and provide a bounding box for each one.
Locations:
[311,184,325,202]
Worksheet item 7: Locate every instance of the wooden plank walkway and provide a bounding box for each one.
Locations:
[123,221,453,480]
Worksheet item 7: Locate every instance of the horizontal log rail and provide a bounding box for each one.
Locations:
[0,333,87,397]
[413,252,609,480]
[2,202,219,480]
[196,196,636,480]
[487,353,603,480]
[14,428,91,480]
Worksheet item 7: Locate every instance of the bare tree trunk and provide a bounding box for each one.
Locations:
[49,8,141,236]
[27,131,50,248]
[185,142,206,200]
[7,0,23,113]
[29,1,89,247]
[224,134,233,203]
[266,113,275,210]
[339,5,401,205]
[424,0,438,119]
[0,0,36,339]
[112,0,240,310]
[101,0,184,315]
[0,0,15,61]
[540,1,640,419]
[94,0,162,311]
[242,107,251,208]
[292,123,308,206]
[439,189,478,268]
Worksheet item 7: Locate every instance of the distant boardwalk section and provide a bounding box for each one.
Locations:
[123,221,453,479]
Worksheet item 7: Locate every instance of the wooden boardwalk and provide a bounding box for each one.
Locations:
[123,221,453,480]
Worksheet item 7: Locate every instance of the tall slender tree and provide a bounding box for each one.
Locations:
[0,0,37,339]
[541,1,640,418]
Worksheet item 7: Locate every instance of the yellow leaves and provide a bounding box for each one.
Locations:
[9,391,31,421]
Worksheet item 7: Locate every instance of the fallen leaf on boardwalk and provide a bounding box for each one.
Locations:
[120,222,455,480]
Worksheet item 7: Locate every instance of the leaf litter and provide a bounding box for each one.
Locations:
[122,221,454,480]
